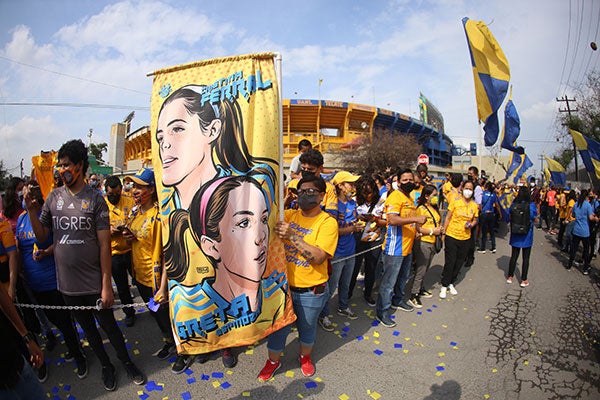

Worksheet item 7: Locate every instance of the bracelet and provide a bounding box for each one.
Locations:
[22,331,35,344]
[429,229,433,236]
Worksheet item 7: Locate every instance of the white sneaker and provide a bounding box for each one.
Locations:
[439,287,447,299]
[448,284,458,296]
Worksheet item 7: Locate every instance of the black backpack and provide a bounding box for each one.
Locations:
[510,201,531,235]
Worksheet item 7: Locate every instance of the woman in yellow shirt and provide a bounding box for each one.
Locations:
[405,185,443,308]
[440,180,479,299]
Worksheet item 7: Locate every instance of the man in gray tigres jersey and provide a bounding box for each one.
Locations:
[25,139,145,392]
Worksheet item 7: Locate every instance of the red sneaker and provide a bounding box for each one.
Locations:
[258,359,280,381]
[299,354,315,377]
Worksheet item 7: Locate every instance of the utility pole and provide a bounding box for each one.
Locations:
[538,154,545,186]
[557,96,578,180]
[20,159,23,179]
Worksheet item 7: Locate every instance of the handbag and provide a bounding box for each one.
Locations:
[423,205,443,253]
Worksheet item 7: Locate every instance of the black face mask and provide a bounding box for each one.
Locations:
[301,170,316,179]
[297,193,320,211]
[107,194,121,205]
[400,182,415,194]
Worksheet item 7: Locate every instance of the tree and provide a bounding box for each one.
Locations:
[0,160,8,191]
[89,142,108,162]
[334,128,422,174]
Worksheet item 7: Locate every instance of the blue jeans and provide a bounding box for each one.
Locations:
[267,283,329,351]
[377,253,412,315]
[0,357,46,399]
[320,255,355,317]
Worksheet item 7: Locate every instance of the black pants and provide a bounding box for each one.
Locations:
[441,236,469,287]
[557,218,566,247]
[33,290,84,360]
[569,234,591,268]
[111,253,135,317]
[545,207,556,230]
[62,293,131,367]
[134,281,174,341]
[464,226,477,267]
[479,213,496,250]
[507,246,532,280]
[349,240,381,299]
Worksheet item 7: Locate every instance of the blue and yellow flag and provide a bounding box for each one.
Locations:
[505,151,522,180]
[501,87,524,154]
[513,154,533,184]
[569,129,600,179]
[462,17,510,147]
[545,156,566,186]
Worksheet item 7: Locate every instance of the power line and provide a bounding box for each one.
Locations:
[0,102,149,111]
[565,0,585,92]
[557,0,574,98]
[0,55,150,96]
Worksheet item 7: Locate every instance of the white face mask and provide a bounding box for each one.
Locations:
[463,189,473,199]
[392,181,399,191]
[530,182,535,187]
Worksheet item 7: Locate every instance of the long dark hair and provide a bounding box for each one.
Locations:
[356,175,380,206]
[418,184,438,210]
[515,186,531,203]
[3,177,24,218]
[165,166,275,282]
[577,189,589,208]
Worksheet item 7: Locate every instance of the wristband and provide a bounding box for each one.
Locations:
[429,229,433,236]
[22,331,36,345]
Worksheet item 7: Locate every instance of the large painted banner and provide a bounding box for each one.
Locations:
[149,53,294,354]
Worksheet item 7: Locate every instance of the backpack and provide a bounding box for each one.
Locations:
[510,201,531,235]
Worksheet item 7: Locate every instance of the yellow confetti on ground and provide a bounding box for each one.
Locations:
[537,351,543,355]
[435,336,441,340]
[524,360,529,366]
[403,349,409,354]
[484,395,490,399]
[297,394,304,398]
[374,340,380,345]
[492,368,498,373]
[411,323,417,327]
[212,381,221,388]
[463,307,468,310]
[484,315,490,319]
[435,371,442,377]
[227,370,233,375]
[334,330,340,335]
[162,397,169,400]
[530,331,536,336]
[370,391,381,399]
[286,371,295,378]
[373,331,380,338]
[133,349,140,355]
[438,352,445,357]
[364,336,370,340]
[339,394,349,400]
[452,346,458,350]
[405,337,411,341]
[442,324,448,328]
[242,392,251,397]
[245,349,254,355]
[314,377,323,382]
[438,362,446,367]
[138,391,144,395]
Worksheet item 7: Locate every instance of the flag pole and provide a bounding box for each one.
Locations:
[275,52,284,221]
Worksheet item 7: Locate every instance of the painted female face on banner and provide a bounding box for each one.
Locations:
[156,97,221,187]
[202,182,269,283]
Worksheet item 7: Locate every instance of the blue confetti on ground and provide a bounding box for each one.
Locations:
[436,366,445,371]
[201,374,210,380]
[52,386,59,393]
[356,335,364,341]
[212,372,224,378]
[182,392,192,400]
[426,309,432,312]
[187,377,196,384]
[305,381,318,389]
[53,396,60,400]
[184,369,194,376]
[168,356,177,363]
[342,326,350,332]
[221,382,232,389]
[67,395,76,400]
[394,343,403,348]
[374,349,383,355]
[417,311,423,315]
[341,333,347,338]
[450,341,457,346]
[126,343,132,350]
[139,393,149,400]
[371,320,380,327]
[64,385,71,391]
[393,330,400,336]
[432,304,438,308]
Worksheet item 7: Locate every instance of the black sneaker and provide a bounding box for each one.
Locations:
[64,352,75,362]
[222,348,237,368]
[124,313,135,327]
[124,361,146,385]
[101,364,116,391]
[172,355,196,374]
[76,355,88,379]
[376,313,396,328]
[197,352,210,364]
[154,342,175,360]
[419,290,433,299]
[364,295,376,307]
[37,362,48,383]
[408,296,423,309]
[583,266,591,275]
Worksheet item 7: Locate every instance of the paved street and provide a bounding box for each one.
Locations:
[39,225,600,399]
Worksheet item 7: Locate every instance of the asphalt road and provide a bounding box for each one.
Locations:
[39,225,600,399]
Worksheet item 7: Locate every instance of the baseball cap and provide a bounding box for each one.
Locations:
[332,171,360,185]
[129,168,155,186]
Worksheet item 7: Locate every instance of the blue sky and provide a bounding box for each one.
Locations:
[1,0,598,178]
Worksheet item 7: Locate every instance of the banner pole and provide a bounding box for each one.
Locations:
[275,52,284,221]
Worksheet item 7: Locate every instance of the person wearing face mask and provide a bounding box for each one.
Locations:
[258,174,338,381]
[2,177,25,234]
[465,166,482,269]
[439,180,479,299]
[318,171,360,328]
[296,149,338,216]
[376,169,427,328]
[88,174,102,194]
[24,139,146,391]
[104,175,136,327]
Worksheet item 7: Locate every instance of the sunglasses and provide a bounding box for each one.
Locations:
[297,188,322,196]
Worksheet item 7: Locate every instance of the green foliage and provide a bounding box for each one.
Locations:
[89,142,108,162]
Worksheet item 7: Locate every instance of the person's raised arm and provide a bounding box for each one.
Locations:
[276,221,329,265]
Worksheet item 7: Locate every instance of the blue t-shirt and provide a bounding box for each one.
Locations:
[509,202,538,248]
[334,198,357,257]
[16,212,57,292]
[572,201,594,237]
[481,191,498,214]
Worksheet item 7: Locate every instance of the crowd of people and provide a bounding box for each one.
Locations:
[2,138,599,397]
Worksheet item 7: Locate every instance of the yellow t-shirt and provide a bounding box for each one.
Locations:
[382,190,417,256]
[106,195,135,255]
[442,181,453,200]
[445,186,461,205]
[565,199,576,222]
[129,203,163,290]
[283,209,338,288]
[417,205,441,244]
[446,198,479,241]
[557,193,567,218]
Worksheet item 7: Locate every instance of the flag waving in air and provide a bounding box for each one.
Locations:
[501,86,525,155]
[545,156,566,186]
[462,17,510,147]
[569,129,600,179]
